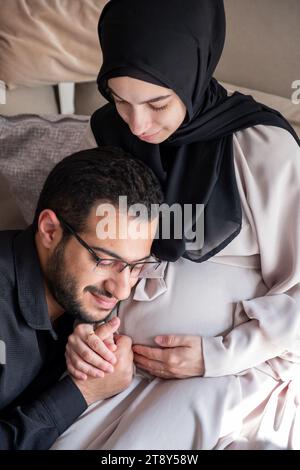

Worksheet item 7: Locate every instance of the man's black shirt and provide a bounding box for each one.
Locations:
[0,227,87,449]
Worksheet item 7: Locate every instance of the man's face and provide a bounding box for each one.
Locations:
[44,207,157,323]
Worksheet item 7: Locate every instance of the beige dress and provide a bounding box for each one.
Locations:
[52,124,300,450]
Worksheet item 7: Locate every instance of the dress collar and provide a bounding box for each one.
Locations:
[133,260,168,301]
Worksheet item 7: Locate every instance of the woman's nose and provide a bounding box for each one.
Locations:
[128,107,151,136]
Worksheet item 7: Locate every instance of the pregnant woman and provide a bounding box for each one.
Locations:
[53,0,300,449]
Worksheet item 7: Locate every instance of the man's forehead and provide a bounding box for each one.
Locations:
[80,212,155,263]
[87,207,157,237]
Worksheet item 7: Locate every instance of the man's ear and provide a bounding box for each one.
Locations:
[37,210,62,249]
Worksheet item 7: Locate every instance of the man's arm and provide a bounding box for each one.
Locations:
[0,375,86,450]
[0,334,133,449]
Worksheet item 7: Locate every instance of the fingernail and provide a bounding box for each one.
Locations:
[110,317,119,326]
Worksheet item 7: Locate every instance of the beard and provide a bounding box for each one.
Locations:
[44,237,113,324]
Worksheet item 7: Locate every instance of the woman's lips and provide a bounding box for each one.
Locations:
[139,130,161,141]
[91,292,117,310]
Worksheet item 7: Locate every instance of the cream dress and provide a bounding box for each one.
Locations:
[52,124,300,450]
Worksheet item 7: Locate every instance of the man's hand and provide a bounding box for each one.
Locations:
[72,335,133,406]
[133,335,204,379]
[66,317,120,380]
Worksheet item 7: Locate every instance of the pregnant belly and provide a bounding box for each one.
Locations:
[118,258,267,346]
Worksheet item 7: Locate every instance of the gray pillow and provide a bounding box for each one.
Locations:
[0,114,89,225]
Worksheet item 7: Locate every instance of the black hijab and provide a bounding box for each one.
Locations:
[91,0,300,262]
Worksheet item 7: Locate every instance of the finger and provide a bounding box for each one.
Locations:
[134,362,177,379]
[103,334,117,347]
[69,323,118,364]
[85,334,117,364]
[154,334,192,348]
[74,323,95,336]
[66,342,114,374]
[65,355,87,381]
[94,317,120,341]
[150,369,173,379]
[68,332,115,364]
[132,345,166,362]
[115,334,133,349]
[134,353,165,372]
[66,348,106,378]
[104,338,117,352]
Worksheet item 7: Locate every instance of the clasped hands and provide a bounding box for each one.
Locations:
[66,316,204,382]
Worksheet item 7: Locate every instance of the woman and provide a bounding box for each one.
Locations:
[53,0,300,449]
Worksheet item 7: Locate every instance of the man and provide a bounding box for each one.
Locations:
[0,146,163,449]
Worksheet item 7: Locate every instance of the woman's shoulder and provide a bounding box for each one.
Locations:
[233,124,300,180]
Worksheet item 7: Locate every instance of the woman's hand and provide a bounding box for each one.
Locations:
[133,335,204,379]
[65,317,120,380]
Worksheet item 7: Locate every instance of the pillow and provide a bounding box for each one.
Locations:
[221,81,300,137]
[0,0,108,89]
[0,114,89,225]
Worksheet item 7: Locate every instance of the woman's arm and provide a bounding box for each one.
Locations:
[202,125,300,377]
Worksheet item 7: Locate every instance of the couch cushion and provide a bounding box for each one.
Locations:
[0,114,89,226]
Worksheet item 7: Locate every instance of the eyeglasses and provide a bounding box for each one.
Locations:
[57,215,161,278]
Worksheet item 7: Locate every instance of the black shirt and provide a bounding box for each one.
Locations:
[0,227,87,449]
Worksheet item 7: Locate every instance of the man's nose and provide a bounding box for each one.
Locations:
[128,107,151,136]
[105,267,132,301]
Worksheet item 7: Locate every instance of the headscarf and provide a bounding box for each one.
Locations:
[91,0,299,262]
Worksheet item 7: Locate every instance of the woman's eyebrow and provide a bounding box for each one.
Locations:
[108,87,172,104]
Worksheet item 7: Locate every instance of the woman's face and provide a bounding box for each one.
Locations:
[107,77,187,143]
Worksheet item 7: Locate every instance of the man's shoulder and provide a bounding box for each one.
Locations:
[0,230,22,283]
[0,229,21,252]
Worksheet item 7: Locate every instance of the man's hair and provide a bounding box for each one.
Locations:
[33,146,163,233]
